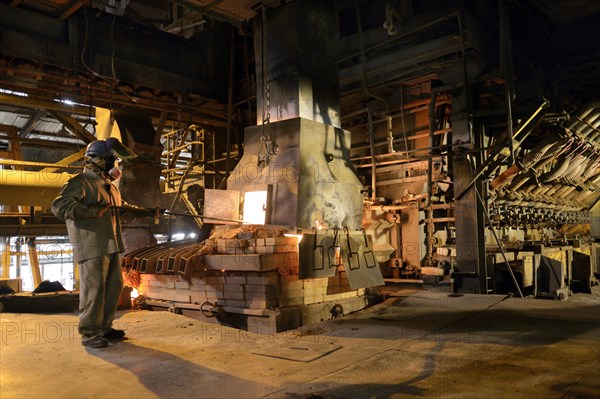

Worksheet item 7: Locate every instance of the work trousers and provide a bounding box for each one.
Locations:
[78,252,123,337]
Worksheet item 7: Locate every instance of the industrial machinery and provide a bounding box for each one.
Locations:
[1,0,599,326]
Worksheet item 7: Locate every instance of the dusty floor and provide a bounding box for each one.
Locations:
[1,286,599,399]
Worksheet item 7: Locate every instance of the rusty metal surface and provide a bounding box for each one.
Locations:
[299,228,383,288]
[298,230,337,279]
[253,0,341,127]
[228,117,363,231]
[341,230,384,290]
[204,189,240,224]
[124,240,199,275]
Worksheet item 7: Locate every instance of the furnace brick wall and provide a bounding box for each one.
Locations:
[136,236,366,310]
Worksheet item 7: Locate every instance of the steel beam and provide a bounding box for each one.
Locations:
[48,110,96,143]
[0,131,84,150]
[0,169,75,209]
[0,92,94,116]
[0,3,227,101]
[40,148,86,174]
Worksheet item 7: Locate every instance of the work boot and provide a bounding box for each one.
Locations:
[103,328,126,341]
[82,335,109,348]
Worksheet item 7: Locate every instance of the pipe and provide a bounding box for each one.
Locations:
[339,12,460,63]
[367,107,377,200]
[225,27,235,179]
[355,0,389,112]
[424,88,439,207]
[352,141,458,161]
[458,0,472,118]
[573,110,600,137]
[499,0,516,164]
[521,134,564,168]
[367,204,417,211]
[475,187,524,298]
[539,155,574,183]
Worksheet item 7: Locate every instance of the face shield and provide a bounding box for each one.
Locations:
[86,138,136,180]
[105,137,137,161]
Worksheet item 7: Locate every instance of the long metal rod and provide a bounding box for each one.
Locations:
[456,99,550,200]
[352,128,452,152]
[475,187,524,298]
[367,107,377,200]
[500,0,516,165]
[114,206,244,224]
[424,88,439,208]
[0,159,83,169]
[352,141,466,162]
[225,27,235,179]
[339,12,459,63]
[355,0,389,111]
[165,211,244,224]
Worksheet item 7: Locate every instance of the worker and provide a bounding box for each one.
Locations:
[51,138,136,348]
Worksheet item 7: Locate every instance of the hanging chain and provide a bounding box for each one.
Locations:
[258,5,277,166]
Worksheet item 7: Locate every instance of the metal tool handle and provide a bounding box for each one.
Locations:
[361,228,377,269]
[345,227,361,271]
[327,227,341,268]
[311,227,325,271]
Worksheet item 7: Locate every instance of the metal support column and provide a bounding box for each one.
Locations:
[14,239,21,279]
[453,156,487,293]
[27,238,42,289]
[1,238,10,278]
[452,89,487,293]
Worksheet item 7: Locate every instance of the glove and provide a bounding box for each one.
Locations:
[70,203,108,220]
[89,203,110,218]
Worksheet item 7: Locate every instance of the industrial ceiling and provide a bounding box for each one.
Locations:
[0,0,598,163]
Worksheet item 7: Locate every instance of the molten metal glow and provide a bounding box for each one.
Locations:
[284,233,303,243]
[243,190,268,224]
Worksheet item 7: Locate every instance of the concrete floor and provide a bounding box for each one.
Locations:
[1,286,599,399]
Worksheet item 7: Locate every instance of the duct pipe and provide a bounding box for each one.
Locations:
[565,100,600,131]
[581,112,600,138]
[521,135,565,168]
[539,155,574,183]
[586,118,600,141]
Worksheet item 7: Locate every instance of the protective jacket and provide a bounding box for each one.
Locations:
[51,167,124,262]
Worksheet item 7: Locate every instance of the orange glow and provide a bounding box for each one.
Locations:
[243,191,268,224]
[284,233,303,243]
[130,288,139,299]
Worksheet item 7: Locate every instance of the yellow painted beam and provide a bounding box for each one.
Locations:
[0,169,75,209]
[1,239,10,279]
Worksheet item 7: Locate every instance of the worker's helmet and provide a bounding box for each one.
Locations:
[84,138,136,160]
